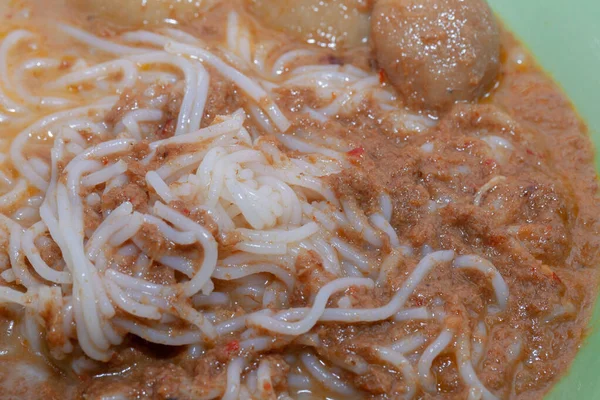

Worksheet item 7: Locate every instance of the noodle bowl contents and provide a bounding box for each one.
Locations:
[0,0,598,399]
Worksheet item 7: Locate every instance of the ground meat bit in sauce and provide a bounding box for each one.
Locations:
[102,183,149,213]
[201,65,244,127]
[37,233,64,268]
[168,200,219,237]
[291,249,337,307]
[105,83,183,140]
[135,223,172,260]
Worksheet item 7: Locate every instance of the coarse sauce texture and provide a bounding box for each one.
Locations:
[0,0,599,399]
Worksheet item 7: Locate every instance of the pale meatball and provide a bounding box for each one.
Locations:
[247,0,371,49]
[372,0,500,112]
[68,0,215,28]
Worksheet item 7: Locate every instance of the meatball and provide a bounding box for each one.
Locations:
[247,0,371,49]
[371,0,500,112]
[68,0,216,28]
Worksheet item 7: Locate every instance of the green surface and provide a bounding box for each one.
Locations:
[487,0,600,398]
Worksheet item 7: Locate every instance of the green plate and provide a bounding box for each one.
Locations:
[488,0,600,398]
